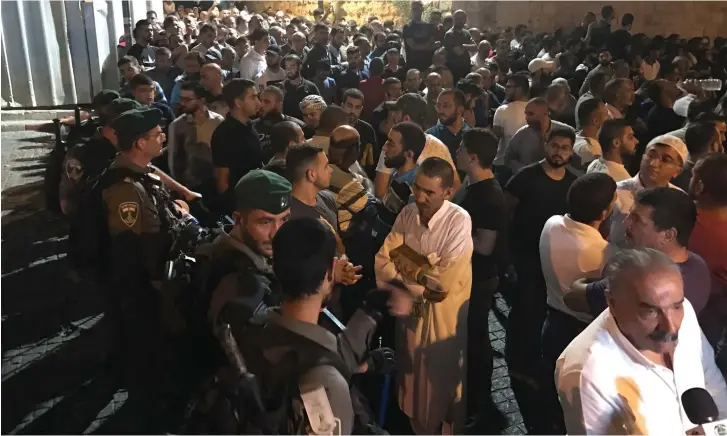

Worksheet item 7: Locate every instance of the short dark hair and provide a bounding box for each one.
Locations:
[346,45,361,56]
[462,128,498,168]
[693,153,727,205]
[598,118,631,154]
[129,73,154,89]
[383,77,401,88]
[156,47,172,58]
[185,51,205,66]
[685,122,719,158]
[635,187,697,247]
[588,72,608,92]
[506,73,530,95]
[439,88,466,108]
[249,28,269,44]
[273,218,337,300]
[604,78,631,103]
[180,80,208,99]
[546,127,576,145]
[133,19,150,38]
[417,157,455,189]
[318,105,348,134]
[200,23,217,35]
[117,55,139,68]
[236,35,249,46]
[577,98,603,128]
[601,5,614,19]
[567,173,617,223]
[368,57,384,76]
[286,144,324,182]
[343,88,364,104]
[391,121,426,162]
[270,121,302,154]
[621,13,634,26]
[313,23,328,33]
[282,54,302,68]
[261,85,284,102]
[222,78,256,108]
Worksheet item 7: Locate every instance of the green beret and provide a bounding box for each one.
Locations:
[112,107,163,149]
[92,89,121,108]
[108,98,143,119]
[234,169,292,214]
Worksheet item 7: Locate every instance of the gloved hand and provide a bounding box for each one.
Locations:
[359,288,390,322]
[365,347,396,375]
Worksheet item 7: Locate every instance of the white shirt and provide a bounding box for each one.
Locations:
[587,157,632,182]
[573,135,602,169]
[556,301,727,435]
[609,175,683,247]
[376,134,455,175]
[493,100,528,165]
[540,215,611,323]
[254,67,286,92]
[471,53,489,69]
[238,50,267,81]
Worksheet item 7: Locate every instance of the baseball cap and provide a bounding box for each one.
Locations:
[266,45,282,56]
[393,93,428,122]
[234,169,292,214]
[647,134,688,164]
[528,58,556,73]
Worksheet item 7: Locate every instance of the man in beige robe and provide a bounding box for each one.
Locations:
[375,156,473,434]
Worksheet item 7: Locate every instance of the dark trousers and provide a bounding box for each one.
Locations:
[466,276,500,423]
[505,255,548,433]
[540,307,588,434]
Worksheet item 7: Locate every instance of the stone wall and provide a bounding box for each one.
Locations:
[245,1,409,27]
[452,1,727,38]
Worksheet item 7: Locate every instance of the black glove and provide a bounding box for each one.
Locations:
[365,347,396,375]
[359,288,390,323]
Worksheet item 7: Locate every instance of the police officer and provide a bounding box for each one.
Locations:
[104,106,180,432]
[60,98,142,217]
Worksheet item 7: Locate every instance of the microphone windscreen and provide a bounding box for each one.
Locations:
[682,387,719,425]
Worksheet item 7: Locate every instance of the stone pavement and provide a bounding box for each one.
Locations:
[0,130,525,434]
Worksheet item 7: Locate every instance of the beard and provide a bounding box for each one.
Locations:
[180,104,199,115]
[384,153,406,168]
[261,110,282,123]
[545,154,569,168]
[439,114,457,126]
[286,70,300,80]
[241,226,271,258]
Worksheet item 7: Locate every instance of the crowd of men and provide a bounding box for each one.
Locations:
[53,1,727,434]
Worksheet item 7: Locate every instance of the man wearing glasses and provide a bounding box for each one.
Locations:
[608,135,688,247]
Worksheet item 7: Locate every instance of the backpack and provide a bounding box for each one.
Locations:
[69,166,144,280]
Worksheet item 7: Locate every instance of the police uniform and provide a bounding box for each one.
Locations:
[103,107,177,432]
[60,98,142,217]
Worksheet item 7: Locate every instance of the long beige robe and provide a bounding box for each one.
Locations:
[375,201,473,434]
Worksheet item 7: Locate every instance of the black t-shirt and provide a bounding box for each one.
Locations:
[505,163,578,257]
[443,28,473,71]
[382,66,407,83]
[457,178,508,281]
[646,105,686,139]
[283,79,321,121]
[609,29,631,60]
[403,21,436,71]
[252,114,306,163]
[211,115,263,209]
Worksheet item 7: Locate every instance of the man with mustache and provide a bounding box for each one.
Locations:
[607,134,687,247]
[556,248,727,435]
[566,187,712,319]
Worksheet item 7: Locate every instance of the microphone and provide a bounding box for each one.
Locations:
[681,387,727,435]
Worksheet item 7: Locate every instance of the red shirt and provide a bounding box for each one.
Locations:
[359,77,386,123]
[689,208,727,290]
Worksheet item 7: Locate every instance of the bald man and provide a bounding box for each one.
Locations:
[424,72,442,129]
[200,63,229,116]
[504,97,575,172]
[328,125,374,193]
[472,40,492,69]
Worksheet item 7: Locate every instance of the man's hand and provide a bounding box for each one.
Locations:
[334,255,363,285]
[184,190,202,202]
[388,285,414,317]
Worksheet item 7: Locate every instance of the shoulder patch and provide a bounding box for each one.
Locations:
[65,158,84,181]
[118,202,139,227]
